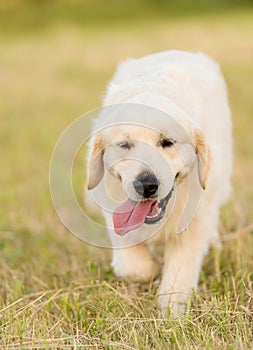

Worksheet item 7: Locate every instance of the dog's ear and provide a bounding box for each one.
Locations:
[194,128,211,190]
[86,134,104,190]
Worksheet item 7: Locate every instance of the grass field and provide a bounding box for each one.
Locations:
[0,4,253,349]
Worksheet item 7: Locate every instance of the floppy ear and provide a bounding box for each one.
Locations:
[86,134,104,190]
[194,128,211,190]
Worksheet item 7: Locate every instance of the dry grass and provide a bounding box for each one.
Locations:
[0,7,253,349]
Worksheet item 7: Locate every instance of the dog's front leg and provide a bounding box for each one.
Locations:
[158,228,209,316]
[111,244,161,283]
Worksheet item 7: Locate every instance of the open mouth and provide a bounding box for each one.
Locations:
[144,188,174,225]
[112,188,174,236]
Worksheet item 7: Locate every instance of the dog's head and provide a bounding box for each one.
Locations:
[86,107,210,236]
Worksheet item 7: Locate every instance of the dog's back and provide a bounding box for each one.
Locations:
[104,50,232,206]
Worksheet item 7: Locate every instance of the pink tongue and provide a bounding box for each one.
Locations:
[113,198,157,236]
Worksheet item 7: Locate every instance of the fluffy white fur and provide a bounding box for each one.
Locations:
[86,50,232,315]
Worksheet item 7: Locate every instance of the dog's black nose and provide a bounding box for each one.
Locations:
[133,174,159,198]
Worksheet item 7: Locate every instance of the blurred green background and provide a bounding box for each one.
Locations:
[0,0,253,347]
[1,1,253,249]
[1,0,253,230]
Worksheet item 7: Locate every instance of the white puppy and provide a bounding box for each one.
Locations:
[86,50,232,315]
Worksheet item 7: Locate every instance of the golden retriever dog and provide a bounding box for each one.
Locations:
[86,50,232,315]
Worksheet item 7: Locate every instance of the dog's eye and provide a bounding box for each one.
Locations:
[117,141,132,150]
[160,138,175,148]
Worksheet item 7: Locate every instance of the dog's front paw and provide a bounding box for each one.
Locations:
[112,248,161,283]
[157,292,188,318]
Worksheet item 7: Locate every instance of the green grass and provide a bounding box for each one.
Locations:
[0,5,253,349]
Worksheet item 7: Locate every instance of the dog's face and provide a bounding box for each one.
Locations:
[87,119,210,236]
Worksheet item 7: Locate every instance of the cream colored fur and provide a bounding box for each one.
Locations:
[86,50,232,315]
